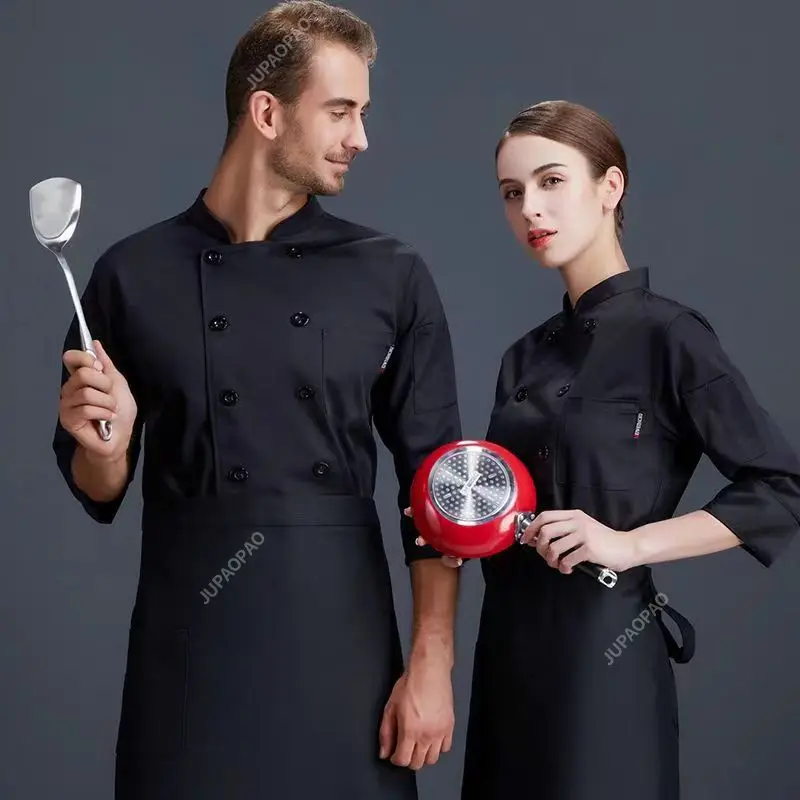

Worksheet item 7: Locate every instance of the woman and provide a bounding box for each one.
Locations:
[413,100,800,799]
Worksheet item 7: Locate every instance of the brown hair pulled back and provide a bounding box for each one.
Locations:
[496,100,628,236]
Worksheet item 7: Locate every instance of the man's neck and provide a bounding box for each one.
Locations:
[202,143,309,243]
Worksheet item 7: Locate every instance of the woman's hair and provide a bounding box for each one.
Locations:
[496,100,628,236]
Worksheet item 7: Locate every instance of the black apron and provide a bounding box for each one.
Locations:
[114,494,418,800]
[461,544,694,800]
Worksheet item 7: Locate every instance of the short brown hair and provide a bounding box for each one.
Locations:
[496,100,629,236]
[224,1,377,145]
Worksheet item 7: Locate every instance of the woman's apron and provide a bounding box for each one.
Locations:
[461,545,694,800]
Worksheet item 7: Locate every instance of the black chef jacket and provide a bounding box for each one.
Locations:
[51,190,462,566]
[487,266,800,567]
[460,266,800,800]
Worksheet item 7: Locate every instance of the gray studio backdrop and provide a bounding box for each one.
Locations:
[2,0,798,797]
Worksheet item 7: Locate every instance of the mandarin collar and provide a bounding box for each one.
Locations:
[185,188,325,243]
[562,267,649,317]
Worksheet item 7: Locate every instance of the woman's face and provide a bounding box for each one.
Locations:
[496,134,621,269]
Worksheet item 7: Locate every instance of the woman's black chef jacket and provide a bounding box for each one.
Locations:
[461,267,800,800]
[51,190,461,800]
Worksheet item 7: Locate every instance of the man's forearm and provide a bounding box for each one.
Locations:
[407,559,459,673]
[71,445,131,502]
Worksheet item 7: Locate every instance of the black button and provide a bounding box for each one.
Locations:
[204,250,223,265]
[297,385,315,400]
[290,312,310,327]
[286,246,302,258]
[545,330,558,344]
[220,389,239,406]
[312,460,330,477]
[583,319,597,333]
[227,465,249,482]
[557,385,570,397]
[537,445,550,460]
[209,315,229,331]
[515,386,528,402]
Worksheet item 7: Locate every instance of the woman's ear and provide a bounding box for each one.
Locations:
[602,166,625,212]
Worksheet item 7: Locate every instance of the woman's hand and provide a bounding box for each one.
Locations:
[404,507,464,568]
[518,509,637,574]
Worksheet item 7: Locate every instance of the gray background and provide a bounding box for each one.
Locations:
[1,0,798,797]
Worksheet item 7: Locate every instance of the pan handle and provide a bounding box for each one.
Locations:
[515,512,617,588]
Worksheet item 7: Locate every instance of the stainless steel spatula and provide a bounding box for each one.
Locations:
[30,177,112,441]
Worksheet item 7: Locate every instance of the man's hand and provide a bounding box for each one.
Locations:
[404,506,463,568]
[378,661,454,771]
[59,339,137,460]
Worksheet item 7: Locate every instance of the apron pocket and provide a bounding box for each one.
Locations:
[116,626,189,758]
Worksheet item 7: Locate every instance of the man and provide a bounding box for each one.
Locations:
[53,3,462,797]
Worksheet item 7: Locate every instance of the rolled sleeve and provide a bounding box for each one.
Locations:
[372,254,462,565]
[52,255,143,524]
[667,310,800,566]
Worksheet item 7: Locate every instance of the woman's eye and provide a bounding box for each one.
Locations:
[503,189,521,200]
[543,176,563,187]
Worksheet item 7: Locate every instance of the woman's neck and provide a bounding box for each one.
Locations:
[560,228,629,310]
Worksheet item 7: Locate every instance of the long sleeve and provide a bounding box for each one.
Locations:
[664,309,800,566]
[51,255,144,524]
[372,254,462,565]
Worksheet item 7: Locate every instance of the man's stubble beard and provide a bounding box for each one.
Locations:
[270,118,344,197]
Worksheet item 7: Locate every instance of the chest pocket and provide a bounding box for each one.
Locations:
[556,398,648,491]
[321,325,396,393]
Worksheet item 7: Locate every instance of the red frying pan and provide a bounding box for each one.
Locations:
[410,440,617,588]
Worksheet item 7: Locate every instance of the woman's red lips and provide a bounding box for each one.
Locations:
[528,229,557,248]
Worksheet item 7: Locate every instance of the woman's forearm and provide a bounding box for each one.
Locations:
[626,509,742,569]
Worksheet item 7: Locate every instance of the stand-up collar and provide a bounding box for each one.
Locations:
[562,267,650,316]
[184,188,325,243]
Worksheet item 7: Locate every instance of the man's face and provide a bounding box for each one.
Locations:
[270,42,370,195]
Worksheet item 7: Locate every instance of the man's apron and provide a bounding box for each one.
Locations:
[114,494,418,800]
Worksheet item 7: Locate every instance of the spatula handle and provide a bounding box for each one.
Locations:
[54,252,113,442]
[83,345,113,442]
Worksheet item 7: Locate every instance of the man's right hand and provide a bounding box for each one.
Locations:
[404,507,464,568]
[59,339,137,460]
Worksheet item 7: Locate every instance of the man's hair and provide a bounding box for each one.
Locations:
[224,1,377,147]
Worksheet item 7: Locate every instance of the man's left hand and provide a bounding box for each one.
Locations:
[378,662,454,770]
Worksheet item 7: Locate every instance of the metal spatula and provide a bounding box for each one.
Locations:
[30,177,112,441]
